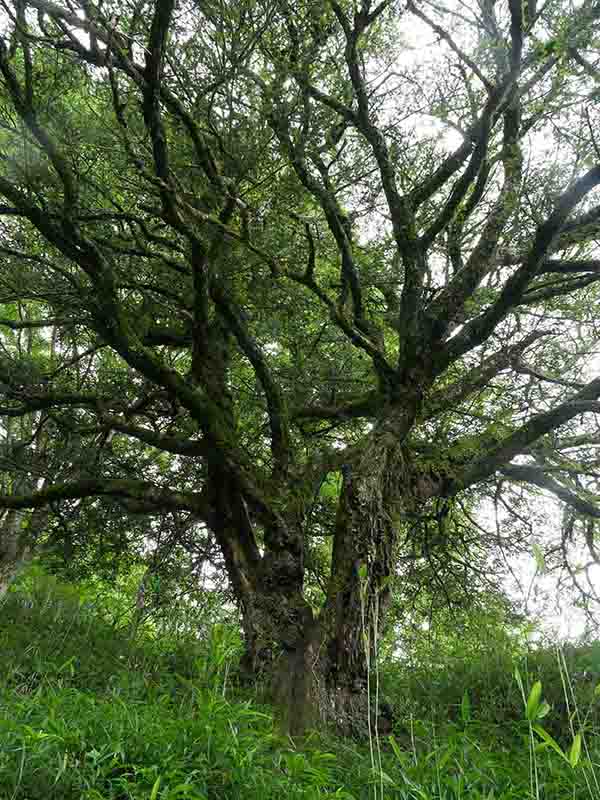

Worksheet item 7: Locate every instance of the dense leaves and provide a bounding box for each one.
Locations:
[1,0,600,725]
[2,571,600,799]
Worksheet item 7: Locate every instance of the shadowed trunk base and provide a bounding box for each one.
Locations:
[247,626,392,738]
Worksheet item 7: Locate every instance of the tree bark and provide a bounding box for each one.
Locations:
[231,427,411,736]
[318,429,409,734]
[240,584,392,737]
[0,506,47,596]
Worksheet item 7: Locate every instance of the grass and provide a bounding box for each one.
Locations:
[1,576,600,799]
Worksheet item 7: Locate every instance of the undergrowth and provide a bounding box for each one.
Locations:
[1,573,600,799]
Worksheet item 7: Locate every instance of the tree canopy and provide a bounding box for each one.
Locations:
[1,0,600,730]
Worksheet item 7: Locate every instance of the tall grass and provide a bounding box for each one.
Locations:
[1,572,600,799]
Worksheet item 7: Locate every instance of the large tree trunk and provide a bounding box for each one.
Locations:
[318,432,408,735]
[240,584,391,737]
[209,398,419,735]
[246,589,321,735]
[234,433,410,736]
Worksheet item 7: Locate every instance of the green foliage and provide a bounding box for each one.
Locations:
[0,576,354,800]
[3,565,241,690]
[3,0,600,761]
[1,683,340,800]
[383,596,530,725]
[2,572,600,799]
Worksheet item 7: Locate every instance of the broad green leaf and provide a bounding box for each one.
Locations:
[460,690,471,723]
[150,776,162,800]
[532,725,569,764]
[388,735,408,765]
[374,769,396,786]
[436,747,454,770]
[526,681,543,721]
[537,700,551,719]
[514,667,525,697]
[569,733,582,768]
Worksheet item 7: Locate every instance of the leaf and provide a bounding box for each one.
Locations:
[58,656,76,675]
[532,543,546,573]
[150,776,162,800]
[569,733,582,768]
[526,681,543,721]
[536,700,551,719]
[532,725,569,764]
[388,735,408,765]
[436,746,454,770]
[374,769,396,786]
[514,667,525,698]
[460,690,471,723]
[166,785,206,799]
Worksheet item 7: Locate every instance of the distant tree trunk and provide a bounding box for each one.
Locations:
[1,408,50,596]
[0,506,47,596]
[0,509,28,595]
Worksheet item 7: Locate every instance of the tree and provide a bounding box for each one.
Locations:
[0,313,53,592]
[1,0,600,732]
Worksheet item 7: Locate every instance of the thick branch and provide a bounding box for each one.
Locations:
[293,392,380,422]
[451,375,600,490]
[427,93,523,340]
[539,259,600,275]
[0,478,210,517]
[424,331,547,419]
[441,165,600,369]
[0,390,104,416]
[501,464,600,519]
[0,317,69,330]
[142,0,177,220]
[99,415,207,459]
[331,1,417,259]
[210,280,291,473]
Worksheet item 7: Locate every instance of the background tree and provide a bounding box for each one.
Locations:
[1,0,600,732]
